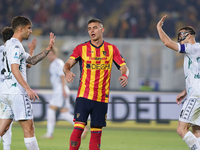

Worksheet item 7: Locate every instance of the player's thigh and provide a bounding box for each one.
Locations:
[0,94,14,120]
[90,101,108,127]
[179,98,200,126]
[74,97,92,124]
[11,94,33,121]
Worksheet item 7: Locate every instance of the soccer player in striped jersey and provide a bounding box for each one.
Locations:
[0,16,56,150]
[157,15,200,150]
[63,18,129,150]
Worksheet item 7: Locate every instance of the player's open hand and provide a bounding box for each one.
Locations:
[176,89,187,105]
[65,72,76,83]
[47,32,56,50]
[119,76,128,88]
[26,88,40,101]
[28,38,38,56]
[157,15,167,28]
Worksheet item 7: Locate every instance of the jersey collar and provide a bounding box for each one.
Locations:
[89,40,104,48]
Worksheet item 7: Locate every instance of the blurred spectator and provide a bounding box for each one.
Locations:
[0,0,200,40]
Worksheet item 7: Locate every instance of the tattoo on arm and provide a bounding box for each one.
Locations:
[26,49,50,65]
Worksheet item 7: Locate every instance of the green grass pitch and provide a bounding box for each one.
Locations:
[1,121,188,150]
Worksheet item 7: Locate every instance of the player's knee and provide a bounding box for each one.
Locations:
[176,126,187,137]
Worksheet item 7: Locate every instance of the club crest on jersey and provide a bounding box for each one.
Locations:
[103,51,107,56]
[71,141,78,147]
[14,52,18,58]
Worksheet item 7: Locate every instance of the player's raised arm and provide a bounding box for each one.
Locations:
[63,58,76,83]
[119,65,129,88]
[26,38,38,68]
[26,32,56,65]
[157,15,179,52]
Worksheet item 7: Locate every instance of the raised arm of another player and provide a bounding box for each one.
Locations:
[11,64,39,101]
[63,58,77,83]
[157,15,179,52]
[119,65,129,88]
[27,38,38,68]
[26,32,56,65]
[176,89,187,105]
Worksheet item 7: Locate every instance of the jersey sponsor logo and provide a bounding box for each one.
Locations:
[89,57,107,61]
[14,52,18,58]
[86,63,110,70]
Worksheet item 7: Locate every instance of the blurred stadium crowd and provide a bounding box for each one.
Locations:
[0,0,200,40]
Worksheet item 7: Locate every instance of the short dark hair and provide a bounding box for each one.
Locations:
[11,16,32,31]
[88,18,103,26]
[1,27,14,43]
[178,26,196,36]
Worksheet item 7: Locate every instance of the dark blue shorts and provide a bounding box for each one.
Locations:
[74,97,108,127]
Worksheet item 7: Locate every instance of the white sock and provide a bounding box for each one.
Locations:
[24,136,39,150]
[47,108,56,136]
[3,122,12,150]
[183,131,200,150]
[60,111,74,125]
[0,136,1,141]
[3,129,12,150]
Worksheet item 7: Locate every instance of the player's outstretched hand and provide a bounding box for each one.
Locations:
[28,38,38,56]
[47,32,56,50]
[176,89,187,105]
[26,88,40,101]
[65,72,76,83]
[157,15,167,28]
[119,76,128,88]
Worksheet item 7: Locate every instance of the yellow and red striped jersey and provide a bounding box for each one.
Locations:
[70,41,126,103]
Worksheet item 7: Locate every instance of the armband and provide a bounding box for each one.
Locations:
[122,74,128,79]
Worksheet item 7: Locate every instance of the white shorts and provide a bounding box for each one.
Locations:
[179,97,200,126]
[0,94,33,121]
[49,93,70,109]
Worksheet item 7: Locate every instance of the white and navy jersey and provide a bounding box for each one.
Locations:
[2,38,30,94]
[0,45,5,81]
[49,58,69,93]
[178,43,200,98]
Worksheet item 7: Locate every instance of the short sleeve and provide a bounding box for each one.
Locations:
[25,52,30,59]
[113,45,126,69]
[177,43,196,55]
[70,46,81,61]
[10,45,21,65]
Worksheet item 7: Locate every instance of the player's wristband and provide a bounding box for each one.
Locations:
[122,74,128,79]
